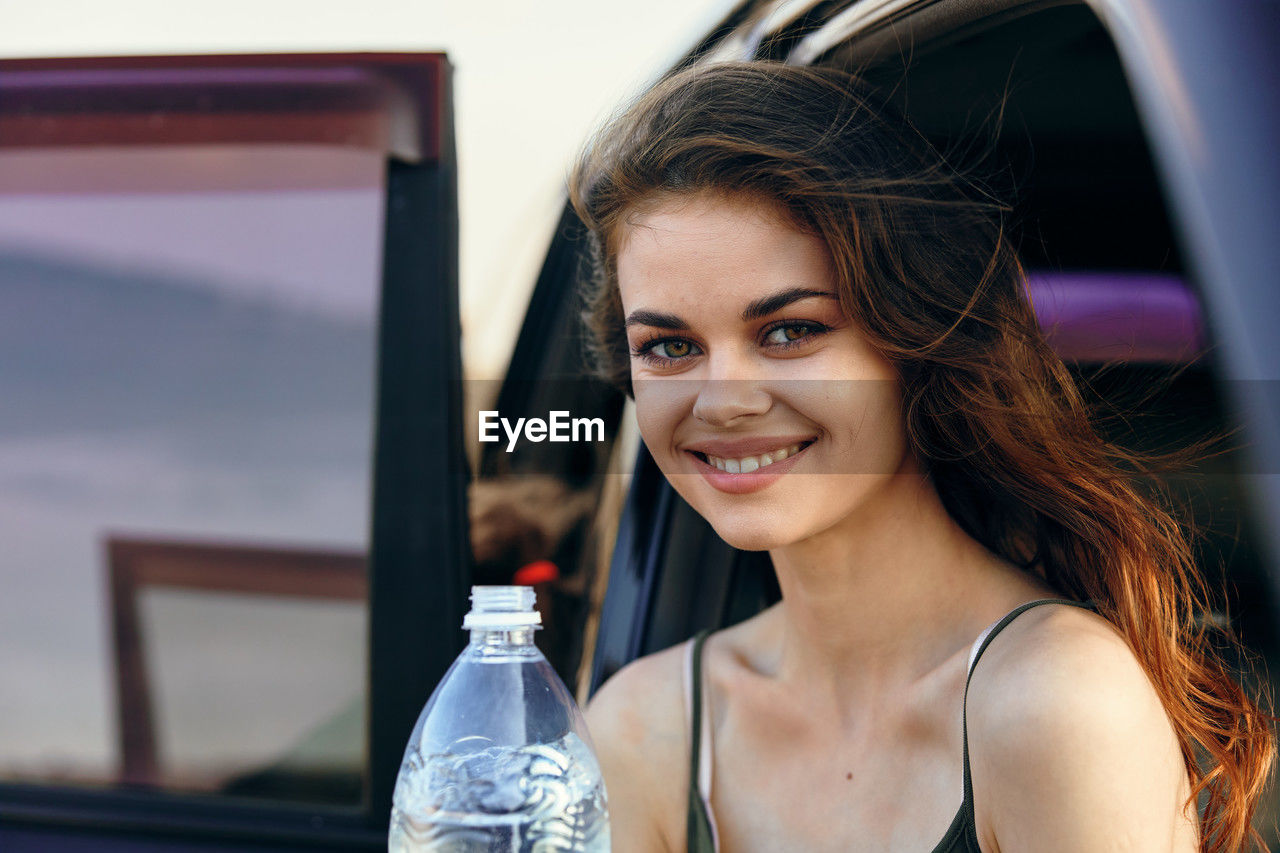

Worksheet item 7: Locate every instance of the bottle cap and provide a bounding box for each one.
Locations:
[462,585,543,629]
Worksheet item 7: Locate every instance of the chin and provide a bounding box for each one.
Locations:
[714,530,778,552]
[705,512,803,552]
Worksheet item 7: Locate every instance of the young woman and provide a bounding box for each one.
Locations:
[569,62,1274,852]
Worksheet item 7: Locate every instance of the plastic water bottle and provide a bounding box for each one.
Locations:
[389,585,610,852]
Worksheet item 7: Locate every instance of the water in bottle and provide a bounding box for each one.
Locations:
[389,585,610,852]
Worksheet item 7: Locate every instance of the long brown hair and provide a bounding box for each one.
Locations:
[569,61,1275,851]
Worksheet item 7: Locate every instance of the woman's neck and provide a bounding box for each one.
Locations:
[762,469,1047,720]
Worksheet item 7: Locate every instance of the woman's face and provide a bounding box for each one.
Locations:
[616,191,918,552]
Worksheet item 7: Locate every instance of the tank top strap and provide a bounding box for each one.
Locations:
[959,598,1099,825]
[685,629,718,852]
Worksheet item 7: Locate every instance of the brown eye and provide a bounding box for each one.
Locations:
[662,340,692,357]
[632,337,702,364]
[764,323,823,346]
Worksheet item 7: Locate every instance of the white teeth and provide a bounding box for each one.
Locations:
[703,442,807,473]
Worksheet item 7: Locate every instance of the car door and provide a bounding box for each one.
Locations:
[0,52,470,851]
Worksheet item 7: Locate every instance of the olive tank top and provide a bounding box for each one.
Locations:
[683,598,1099,852]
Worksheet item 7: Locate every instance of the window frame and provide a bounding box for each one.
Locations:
[0,52,470,850]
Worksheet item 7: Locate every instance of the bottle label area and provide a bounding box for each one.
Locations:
[389,731,610,852]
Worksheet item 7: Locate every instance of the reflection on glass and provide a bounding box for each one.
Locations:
[139,585,365,802]
[0,144,382,805]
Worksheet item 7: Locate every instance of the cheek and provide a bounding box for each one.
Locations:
[632,379,696,452]
[798,379,909,474]
[848,383,910,472]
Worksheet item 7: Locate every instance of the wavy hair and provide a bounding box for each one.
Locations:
[569,61,1274,851]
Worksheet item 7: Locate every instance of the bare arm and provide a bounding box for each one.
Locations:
[585,650,687,853]
[967,608,1197,852]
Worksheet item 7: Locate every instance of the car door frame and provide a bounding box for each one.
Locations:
[0,51,471,851]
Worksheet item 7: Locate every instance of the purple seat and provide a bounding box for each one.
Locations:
[1024,271,1205,364]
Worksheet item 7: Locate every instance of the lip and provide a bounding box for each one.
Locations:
[683,438,816,495]
[683,435,818,458]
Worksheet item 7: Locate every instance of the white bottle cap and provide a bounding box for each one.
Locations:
[462,585,543,629]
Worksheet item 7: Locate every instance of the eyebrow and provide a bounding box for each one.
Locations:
[741,287,837,322]
[624,287,837,329]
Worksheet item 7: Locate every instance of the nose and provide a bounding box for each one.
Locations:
[692,351,772,426]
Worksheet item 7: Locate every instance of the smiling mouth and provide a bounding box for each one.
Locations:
[690,440,816,473]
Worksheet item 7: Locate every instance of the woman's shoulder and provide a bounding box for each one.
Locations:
[965,601,1196,849]
[966,601,1159,730]
[585,640,695,853]
[586,639,690,748]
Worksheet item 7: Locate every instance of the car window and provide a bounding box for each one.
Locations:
[0,143,382,806]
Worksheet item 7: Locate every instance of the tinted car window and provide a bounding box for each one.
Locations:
[0,143,381,805]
